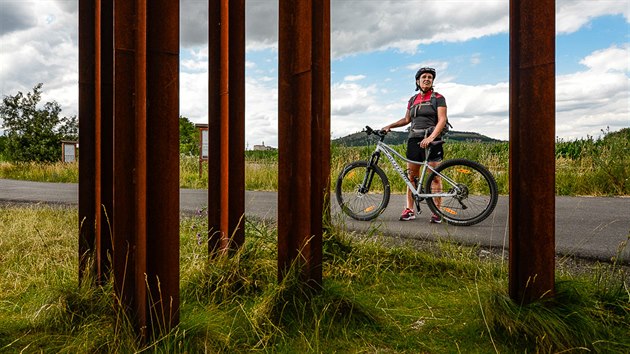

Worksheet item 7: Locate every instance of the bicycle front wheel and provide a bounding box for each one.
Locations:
[335,161,390,221]
[425,159,498,226]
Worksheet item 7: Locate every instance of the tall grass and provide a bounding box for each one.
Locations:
[1,128,628,196]
[0,161,79,182]
[1,204,628,352]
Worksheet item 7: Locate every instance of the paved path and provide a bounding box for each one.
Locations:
[2,178,629,262]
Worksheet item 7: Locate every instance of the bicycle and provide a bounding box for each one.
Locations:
[335,126,498,226]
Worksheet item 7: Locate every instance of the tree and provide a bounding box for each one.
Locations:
[179,116,199,156]
[0,83,78,162]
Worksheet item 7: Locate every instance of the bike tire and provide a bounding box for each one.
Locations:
[335,161,390,221]
[425,159,498,226]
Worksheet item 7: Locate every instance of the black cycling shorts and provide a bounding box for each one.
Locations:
[406,137,444,163]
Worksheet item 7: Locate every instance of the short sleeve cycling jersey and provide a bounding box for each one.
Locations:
[407,90,446,138]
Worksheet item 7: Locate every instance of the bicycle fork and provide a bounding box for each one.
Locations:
[358,152,381,194]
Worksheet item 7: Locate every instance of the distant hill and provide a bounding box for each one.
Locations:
[332,130,503,147]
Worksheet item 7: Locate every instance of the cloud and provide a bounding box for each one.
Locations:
[53,0,78,14]
[328,44,630,142]
[343,75,366,82]
[0,3,38,36]
[332,81,377,116]
[181,0,209,47]
[0,3,77,117]
[556,0,630,34]
[555,44,630,139]
[2,1,628,145]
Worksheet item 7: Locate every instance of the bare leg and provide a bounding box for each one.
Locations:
[429,161,442,211]
[407,162,420,210]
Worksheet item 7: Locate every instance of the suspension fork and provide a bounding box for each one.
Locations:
[358,151,381,193]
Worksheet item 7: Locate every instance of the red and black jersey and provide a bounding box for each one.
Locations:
[407,90,446,137]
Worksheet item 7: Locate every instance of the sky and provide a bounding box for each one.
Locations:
[0,0,628,148]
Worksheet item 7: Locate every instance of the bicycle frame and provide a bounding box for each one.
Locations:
[370,140,460,199]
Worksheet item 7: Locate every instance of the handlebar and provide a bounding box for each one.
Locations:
[364,126,388,141]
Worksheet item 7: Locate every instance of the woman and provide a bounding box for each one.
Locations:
[382,67,447,223]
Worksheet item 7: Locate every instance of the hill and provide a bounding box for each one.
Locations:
[332,129,503,147]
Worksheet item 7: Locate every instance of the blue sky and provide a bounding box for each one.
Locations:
[1,0,629,148]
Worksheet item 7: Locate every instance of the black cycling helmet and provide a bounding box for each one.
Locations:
[415,67,436,91]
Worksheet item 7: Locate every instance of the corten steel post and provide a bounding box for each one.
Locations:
[112,0,180,333]
[78,0,114,285]
[509,0,556,303]
[100,0,114,283]
[207,0,246,255]
[78,0,96,283]
[278,0,330,288]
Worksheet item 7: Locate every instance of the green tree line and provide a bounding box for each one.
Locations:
[0,84,200,162]
[0,84,77,162]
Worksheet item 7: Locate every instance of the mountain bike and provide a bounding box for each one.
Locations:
[335,126,498,226]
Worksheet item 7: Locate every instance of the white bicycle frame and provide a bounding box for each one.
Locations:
[373,140,460,199]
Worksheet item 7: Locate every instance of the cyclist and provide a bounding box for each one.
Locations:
[382,67,448,223]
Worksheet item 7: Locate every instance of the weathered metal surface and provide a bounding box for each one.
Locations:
[78,0,97,283]
[278,0,330,288]
[78,0,113,285]
[207,0,222,254]
[145,0,180,330]
[111,0,179,334]
[207,0,246,255]
[509,0,556,303]
[100,0,114,284]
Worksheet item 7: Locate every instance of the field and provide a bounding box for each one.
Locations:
[1,128,629,197]
[0,205,628,353]
[0,128,628,352]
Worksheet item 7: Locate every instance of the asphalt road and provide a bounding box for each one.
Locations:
[2,178,629,262]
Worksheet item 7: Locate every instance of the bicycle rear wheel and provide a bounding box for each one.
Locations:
[335,161,390,221]
[425,159,498,226]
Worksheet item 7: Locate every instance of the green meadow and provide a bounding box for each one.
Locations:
[0,205,628,353]
[1,128,628,197]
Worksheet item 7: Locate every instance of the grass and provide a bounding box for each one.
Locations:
[2,128,630,196]
[1,204,628,353]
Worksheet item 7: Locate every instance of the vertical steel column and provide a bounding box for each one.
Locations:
[278,0,330,288]
[146,0,180,331]
[78,0,113,285]
[78,0,97,282]
[113,0,180,334]
[509,0,556,303]
[100,0,114,283]
[207,0,246,255]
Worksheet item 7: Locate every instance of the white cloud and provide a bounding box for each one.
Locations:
[0,2,77,116]
[555,44,630,139]
[579,44,630,74]
[556,0,630,34]
[343,75,366,82]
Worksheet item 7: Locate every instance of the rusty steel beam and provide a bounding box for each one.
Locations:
[78,0,113,285]
[509,0,556,303]
[100,0,114,284]
[207,0,246,255]
[113,0,180,334]
[227,0,246,251]
[311,0,331,278]
[145,0,180,331]
[207,0,222,254]
[278,0,330,288]
[78,0,97,283]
